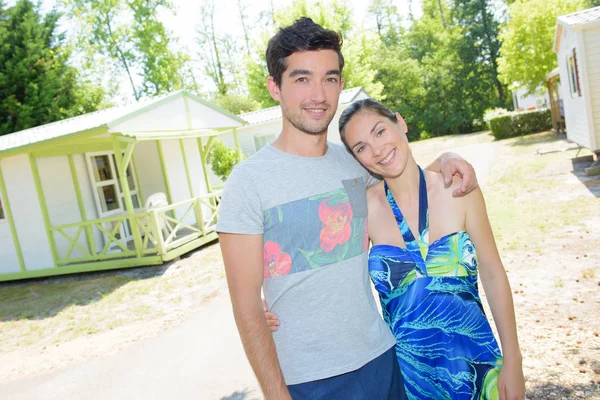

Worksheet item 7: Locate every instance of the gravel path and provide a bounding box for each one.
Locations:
[0,293,262,400]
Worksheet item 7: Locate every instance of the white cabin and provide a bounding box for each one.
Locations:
[554,6,600,153]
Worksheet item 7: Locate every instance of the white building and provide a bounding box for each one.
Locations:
[553,6,600,155]
[0,91,244,281]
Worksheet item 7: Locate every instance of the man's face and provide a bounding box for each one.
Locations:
[267,50,344,136]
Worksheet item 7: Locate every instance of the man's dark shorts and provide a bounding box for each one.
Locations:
[287,346,406,399]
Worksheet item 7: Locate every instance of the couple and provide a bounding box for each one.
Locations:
[217,17,524,400]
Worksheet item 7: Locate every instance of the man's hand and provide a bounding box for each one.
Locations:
[439,153,478,197]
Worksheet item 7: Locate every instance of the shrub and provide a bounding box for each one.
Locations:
[208,140,242,181]
[483,108,510,129]
[419,130,433,140]
[471,119,487,132]
[489,108,552,140]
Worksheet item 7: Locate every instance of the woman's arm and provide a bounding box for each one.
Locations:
[464,188,525,400]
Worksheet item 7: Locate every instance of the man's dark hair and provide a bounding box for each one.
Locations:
[339,99,399,153]
[266,17,344,87]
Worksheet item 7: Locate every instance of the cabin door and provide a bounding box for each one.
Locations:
[86,152,141,251]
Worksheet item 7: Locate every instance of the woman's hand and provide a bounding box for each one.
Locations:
[263,299,280,332]
[498,358,526,400]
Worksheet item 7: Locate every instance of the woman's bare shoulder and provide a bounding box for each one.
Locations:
[367,181,386,206]
[425,170,463,198]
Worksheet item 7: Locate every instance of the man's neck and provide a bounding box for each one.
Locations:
[271,128,329,157]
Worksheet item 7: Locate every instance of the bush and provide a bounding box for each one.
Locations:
[471,119,487,132]
[483,108,510,129]
[208,140,242,181]
[489,108,552,140]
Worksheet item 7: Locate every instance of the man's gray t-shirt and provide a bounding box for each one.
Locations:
[216,143,396,385]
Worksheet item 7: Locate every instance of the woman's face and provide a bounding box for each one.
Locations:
[344,109,410,179]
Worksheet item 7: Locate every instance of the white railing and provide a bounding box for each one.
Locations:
[50,191,222,264]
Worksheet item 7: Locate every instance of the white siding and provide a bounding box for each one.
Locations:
[1,155,53,271]
[73,154,103,253]
[37,156,89,260]
[218,130,257,156]
[181,139,207,197]
[181,138,212,219]
[0,161,20,274]
[160,139,196,226]
[584,28,600,151]
[109,95,243,134]
[559,28,591,148]
[327,103,353,145]
[133,141,168,205]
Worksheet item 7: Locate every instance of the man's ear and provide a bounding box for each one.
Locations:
[266,76,281,102]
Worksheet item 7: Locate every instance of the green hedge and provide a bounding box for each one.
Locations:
[489,108,552,140]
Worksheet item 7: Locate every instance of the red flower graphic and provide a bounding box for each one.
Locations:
[263,241,292,278]
[318,200,353,252]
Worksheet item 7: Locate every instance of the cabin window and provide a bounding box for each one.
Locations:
[86,151,141,216]
[567,48,582,98]
[0,197,5,220]
[254,133,276,151]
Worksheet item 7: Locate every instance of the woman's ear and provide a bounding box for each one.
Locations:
[395,112,408,134]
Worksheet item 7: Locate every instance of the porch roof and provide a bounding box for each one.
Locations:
[0,91,247,155]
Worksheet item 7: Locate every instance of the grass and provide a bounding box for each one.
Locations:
[411,131,597,254]
[0,244,225,352]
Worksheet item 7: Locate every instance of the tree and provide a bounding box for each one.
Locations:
[61,0,192,100]
[212,93,260,115]
[0,0,104,135]
[197,0,228,96]
[128,0,190,97]
[237,0,251,55]
[368,0,402,46]
[497,0,587,94]
[208,140,242,181]
[452,0,511,109]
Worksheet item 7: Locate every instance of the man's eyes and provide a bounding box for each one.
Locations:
[294,77,338,83]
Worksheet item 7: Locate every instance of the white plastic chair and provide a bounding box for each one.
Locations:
[144,192,173,238]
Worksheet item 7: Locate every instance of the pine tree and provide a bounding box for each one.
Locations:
[0,0,103,135]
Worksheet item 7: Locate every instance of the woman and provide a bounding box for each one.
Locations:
[266,99,525,399]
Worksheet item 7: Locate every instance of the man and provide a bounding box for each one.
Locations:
[217,18,477,399]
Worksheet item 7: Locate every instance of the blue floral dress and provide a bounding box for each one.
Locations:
[368,168,503,399]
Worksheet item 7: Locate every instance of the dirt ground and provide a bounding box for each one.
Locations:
[495,157,600,400]
[1,131,599,399]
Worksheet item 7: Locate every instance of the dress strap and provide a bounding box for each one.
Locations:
[384,167,430,263]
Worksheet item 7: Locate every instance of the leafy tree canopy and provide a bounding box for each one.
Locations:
[497,0,588,94]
